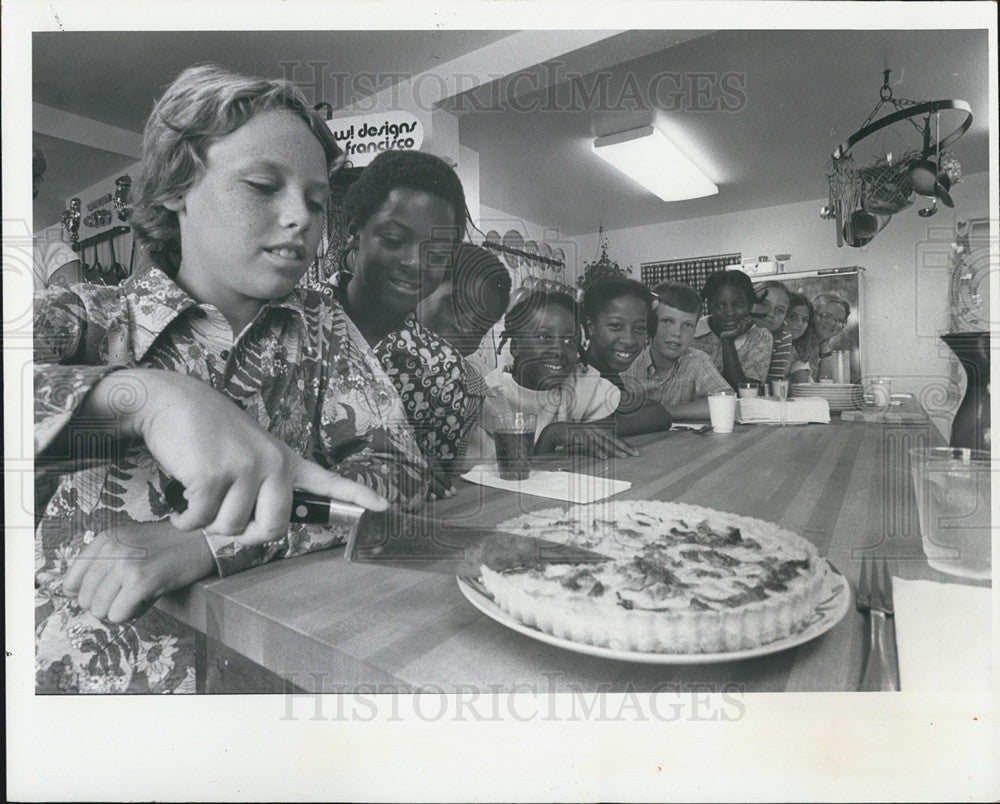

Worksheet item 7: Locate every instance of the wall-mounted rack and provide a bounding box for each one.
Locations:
[480,240,565,269]
[71,226,131,253]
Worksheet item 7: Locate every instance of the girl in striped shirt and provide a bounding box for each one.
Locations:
[754,280,794,382]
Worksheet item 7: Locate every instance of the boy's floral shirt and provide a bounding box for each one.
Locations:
[33,267,428,694]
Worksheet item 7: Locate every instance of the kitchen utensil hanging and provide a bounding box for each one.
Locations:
[551,247,566,273]
[109,236,128,284]
[523,240,539,279]
[537,242,552,283]
[78,241,91,278]
[85,243,104,285]
[502,230,523,271]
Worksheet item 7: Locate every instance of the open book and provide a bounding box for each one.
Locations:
[736,397,830,425]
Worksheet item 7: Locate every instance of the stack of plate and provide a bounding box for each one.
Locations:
[790,383,863,413]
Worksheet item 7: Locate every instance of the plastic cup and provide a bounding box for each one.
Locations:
[770,379,789,400]
[708,391,737,434]
[831,350,851,384]
[909,447,992,580]
[737,382,760,399]
[492,412,537,480]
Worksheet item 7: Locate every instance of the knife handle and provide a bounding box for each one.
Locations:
[163,477,365,527]
[859,610,900,691]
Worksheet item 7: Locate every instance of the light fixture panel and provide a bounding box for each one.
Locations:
[592,125,718,202]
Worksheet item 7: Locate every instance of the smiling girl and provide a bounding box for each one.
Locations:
[691,270,772,388]
[33,65,426,693]
[582,277,672,434]
[468,289,637,462]
[753,280,794,382]
[785,292,815,384]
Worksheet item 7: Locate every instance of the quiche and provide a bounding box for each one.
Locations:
[478,501,828,654]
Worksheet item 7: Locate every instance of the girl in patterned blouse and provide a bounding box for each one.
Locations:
[33,65,427,693]
[333,151,475,500]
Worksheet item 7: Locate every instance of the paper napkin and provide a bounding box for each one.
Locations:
[460,464,631,504]
[892,577,994,691]
[736,397,830,425]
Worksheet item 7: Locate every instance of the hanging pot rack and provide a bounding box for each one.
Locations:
[826,70,973,248]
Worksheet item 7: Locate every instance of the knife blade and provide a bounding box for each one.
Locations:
[347,509,612,576]
[164,477,609,576]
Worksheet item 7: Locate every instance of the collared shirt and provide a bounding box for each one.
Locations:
[623,346,731,407]
[328,273,471,471]
[33,267,427,694]
[691,318,773,384]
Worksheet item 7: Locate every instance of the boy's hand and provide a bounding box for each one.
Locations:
[534,421,638,459]
[63,520,216,624]
[91,370,388,536]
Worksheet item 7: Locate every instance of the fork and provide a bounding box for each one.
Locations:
[856,556,901,691]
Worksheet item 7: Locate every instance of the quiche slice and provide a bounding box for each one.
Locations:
[478,501,828,654]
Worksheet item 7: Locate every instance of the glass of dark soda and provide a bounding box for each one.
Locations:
[492,412,537,481]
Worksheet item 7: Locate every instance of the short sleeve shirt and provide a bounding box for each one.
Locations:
[623,347,731,407]
[691,320,773,384]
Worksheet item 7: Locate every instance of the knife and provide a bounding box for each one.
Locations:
[346,509,611,576]
[163,477,366,529]
[164,478,610,575]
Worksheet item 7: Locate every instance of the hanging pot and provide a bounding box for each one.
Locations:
[850,209,880,240]
[842,221,872,248]
[933,172,955,208]
[908,158,939,196]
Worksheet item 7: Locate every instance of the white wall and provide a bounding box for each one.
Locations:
[572,171,991,437]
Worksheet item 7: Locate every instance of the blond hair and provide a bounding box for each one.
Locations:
[132,63,342,274]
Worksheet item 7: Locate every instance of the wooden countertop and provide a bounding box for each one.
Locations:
[158,415,976,693]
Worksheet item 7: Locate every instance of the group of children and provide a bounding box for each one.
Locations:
[32,63,849,693]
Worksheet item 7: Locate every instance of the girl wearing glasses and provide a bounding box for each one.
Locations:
[467,289,638,462]
[808,293,851,381]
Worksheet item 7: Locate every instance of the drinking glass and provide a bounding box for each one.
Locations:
[910,447,992,579]
[492,412,537,481]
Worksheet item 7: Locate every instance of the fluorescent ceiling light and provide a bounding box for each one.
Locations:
[592,125,718,202]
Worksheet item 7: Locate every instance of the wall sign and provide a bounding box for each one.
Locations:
[327,111,424,167]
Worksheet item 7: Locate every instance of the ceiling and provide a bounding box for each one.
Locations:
[32,28,992,236]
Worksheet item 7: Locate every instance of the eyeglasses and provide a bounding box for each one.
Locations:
[817,312,848,327]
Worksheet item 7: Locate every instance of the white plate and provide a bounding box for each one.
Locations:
[457,560,850,664]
